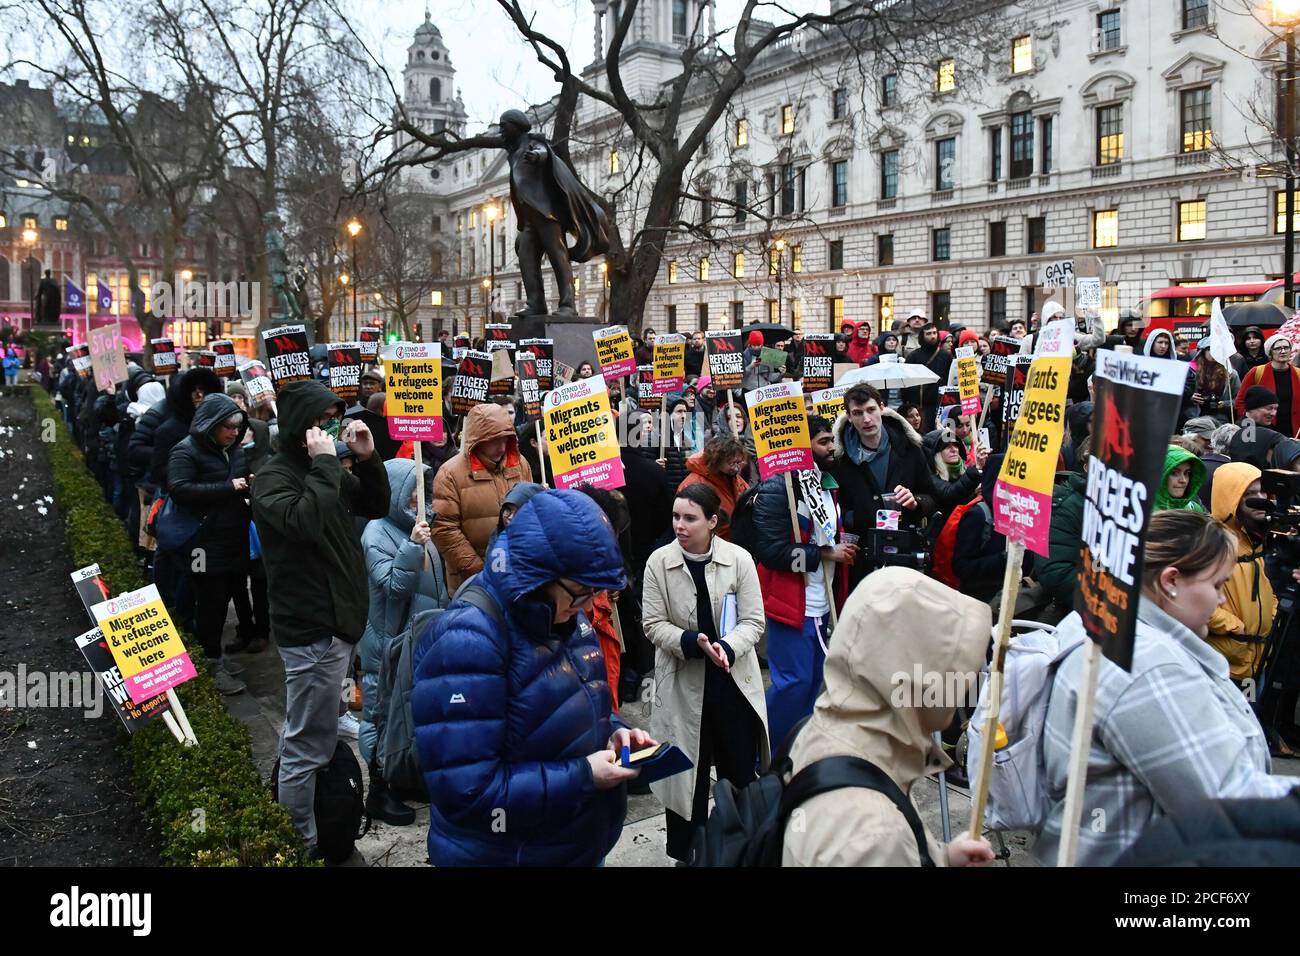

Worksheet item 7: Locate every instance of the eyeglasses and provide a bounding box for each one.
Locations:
[556,578,598,609]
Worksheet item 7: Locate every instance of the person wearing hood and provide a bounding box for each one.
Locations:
[431,402,534,591]
[412,490,647,866]
[642,482,769,861]
[359,458,450,826]
[832,384,938,588]
[167,392,252,695]
[1155,443,1207,512]
[1206,463,1276,686]
[225,382,274,473]
[251,379,391,857]
[948,455,1011,604]
[1232,326,1269,377]
[1236,334,1300,436]
[129,364,224,492]
[847,321,877,365]
[1191,345,1240,425]
[485,480,546,553]
[904,322,952,431]
[782,567,996,867]
[677,433,750,539]
[864,330,899,366]
[922,428,984,511]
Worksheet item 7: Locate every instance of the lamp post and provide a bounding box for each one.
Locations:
[346,219,362,339]
[481,277,491,331]
[22,228,38,332]
[773,237,786,325]
[1278,1,1300,308]
[338,272,350,340]
[484,202,499,322]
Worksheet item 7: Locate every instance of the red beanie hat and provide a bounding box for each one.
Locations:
[958,329,980,347]
[747,330,764,348]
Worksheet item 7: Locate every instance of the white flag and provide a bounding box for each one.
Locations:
[1209,298,1237,367]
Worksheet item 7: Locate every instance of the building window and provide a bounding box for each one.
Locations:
[934,137,956,191]
[0,214,6,228]
[829,297,845,328]
[1040,116,1053,174]
[791,299,803,330]
[1101,283,1120,328]
[877,293,894,330]
[881,73,897,107]
[932,227,951,261]
[23,215,36,229]
[931,291,951,325]
[1011,36,1032,75]
[54,217,68,231]
[1028,215,1046,253]
[766,173,776,216]
[791,244,802,273]
[666,304,678,333]
[1276,191,1300,233]
[1182,0,1208,31]
[672,0,687,36]
[832,87,847,120]
[734,181,748,222]
[989,288,1008,327]
[1093,208,1119,248]
[736,118,748,147]
[782,104,795,135]
[990,220,1007,257]
[878,233,894,266]
[832,160,849,207]
[1096,104,1124,165]
[1180,86,1212,152]
[1178,199,1206,241]
[699,256,710,281]
[1010,110,1034,178]
[732,300,745,327]
[880,149,898,199]
[609,149,620,174]
[470,210,477,228]
[1098,9,1121,50]
[989,126,1002,181]
[767,300,779,323]
[935,58,956,93]
[769,247,780,276]
[734,251,745,278]
[780,163,797,215]
[829,239,844,270]
[668,260,678,284]
[698,302,709,326]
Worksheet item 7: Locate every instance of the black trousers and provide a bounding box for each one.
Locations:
[192,569,248,660]
[230,560,270,642]
[665,662,760,861]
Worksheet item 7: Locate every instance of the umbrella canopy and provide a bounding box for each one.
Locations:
[838,363,940,390]
[739,322,795,344]
[1222,301,1293,329]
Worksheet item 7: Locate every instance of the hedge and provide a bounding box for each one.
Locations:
[31,387,313,866]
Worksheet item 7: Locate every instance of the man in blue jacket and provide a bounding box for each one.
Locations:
[411,490,653,866]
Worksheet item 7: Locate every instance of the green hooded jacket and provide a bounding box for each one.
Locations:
[1153,443,1207,513]
[251,380,391,647]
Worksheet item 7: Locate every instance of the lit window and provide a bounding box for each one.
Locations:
[1178,200,1206,241]
[769,248,780,276]
[736,118,748,147]
[1011,36,1032,74]
[668,260,678,284]
[1275,192,1300,233]
[700,256,710,281]
[792,244,802,273]
[0,214,6,228]
[782,104,795,135]
[830,297,844,327]
[1096,105,1123,165]
[1101,282,1120,328]
[23,216,36,229]
[1180,87,1212,153]
[935,58,956,93]
[609,149,620,174]
[734,251,745,277]
[877,293,893,329]
[575,276,581,294]
[1093,209,1119,248]
[791,299,803,330]
[55,217,68,231]
[470,210,477,228]
[768,300,779,322]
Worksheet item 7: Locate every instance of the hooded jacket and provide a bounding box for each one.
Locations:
[677,450,749,540]
[922,429,981,510]
[865,331,899,366]
[166,392,250,574]
[1207,463,1275,682]
[411,491,628,866]
[358,458,450,763]
[128,366,223,488]
[1231,326,1270,378]
[782,567,992,866]
[431,403,533,591]
[847,327,878,365]
[250,379,391,648]
[1154,444,1207,512]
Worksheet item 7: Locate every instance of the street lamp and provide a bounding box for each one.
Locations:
[484,202,499,322]
[773,237,787,325]
[22,228,39,331]
[338,272,350,341]
[481,277,492,331]
[1277,2,1300,307]
[345,219,363,339]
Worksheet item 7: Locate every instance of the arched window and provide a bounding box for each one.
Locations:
[430,78,441,102]
[0,256,10,301]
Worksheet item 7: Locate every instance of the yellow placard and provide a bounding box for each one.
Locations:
[811,385,849,422]
[383,343,444,441]
[651,336,686,394]
[592,325,636,379]
[543,375,624,490]
[747,380,813,480]
[956,347,981,414]
[99,598,187,679]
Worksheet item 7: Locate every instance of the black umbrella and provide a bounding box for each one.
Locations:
[739,322,795,344]
[1222,301,1293,329]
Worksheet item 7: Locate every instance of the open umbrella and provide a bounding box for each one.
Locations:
[1221,301,1293,329]
[739,322,795,344]
[838,362,940,390]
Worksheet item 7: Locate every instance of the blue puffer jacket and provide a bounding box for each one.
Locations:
[411,490,629,866]
[358,459,449,764]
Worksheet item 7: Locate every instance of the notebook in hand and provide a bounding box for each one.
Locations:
[621,742,693,785]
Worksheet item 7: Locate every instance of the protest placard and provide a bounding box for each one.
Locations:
[759,345,787,370]
[450,350,491,414]
[196,350,217,370]
[262,324,312,389]
[488,344,515,397]
[801,334,835,393]
[544,375,624,490]
[75,626,172,733]
[652,334,686,395]
[326,342,362,404]
[358,326,382,363]
[705,330,744,389]
[88,323,128,392]
[956,345,982,415]
[1075,277,1102,312]
[517,350,542,422]
[593,325,636,380]
[519,338,554,391]
[90,584,197,705]
[811,384,849,422]
[383,342,444,442]
[148,337,177,374]
[210,339,236,378]
[486,323,515,364]
[70,564,112,620]
[238,360,276,408]
[1001,354,1032,428]
[746,380,813,480]
[1041,258,1075,288]
[981,335,1020,387]
[70,343,93,379]
[636,364,662,412]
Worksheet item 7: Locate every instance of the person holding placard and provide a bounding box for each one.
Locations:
[642,483,769,861]
[1038,511,1300,866]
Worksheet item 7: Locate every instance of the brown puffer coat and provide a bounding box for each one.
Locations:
[431,403,533,590]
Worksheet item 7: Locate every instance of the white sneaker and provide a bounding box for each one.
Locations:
[337,713,360,740]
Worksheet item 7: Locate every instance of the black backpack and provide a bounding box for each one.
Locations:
[725,483,765,556]
[272,740,368,864]
[690,725,936,867]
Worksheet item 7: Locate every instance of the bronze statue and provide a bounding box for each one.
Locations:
[498,109,608,318]
[264,212,302,322]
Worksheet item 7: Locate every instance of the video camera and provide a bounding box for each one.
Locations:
[1245,470,1300,597]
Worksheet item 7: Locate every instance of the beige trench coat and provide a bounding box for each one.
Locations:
[641,536,771,820]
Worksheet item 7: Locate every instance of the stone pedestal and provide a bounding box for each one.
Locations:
[510,314,603,371]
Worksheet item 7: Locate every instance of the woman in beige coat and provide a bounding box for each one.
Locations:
[782,567,995,866]
[642,483,770,861]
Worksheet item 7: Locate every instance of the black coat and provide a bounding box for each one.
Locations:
[167,393,251,573]
[619,444,672,566]
[1117,791,1300,866]
[128,366,222,490]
